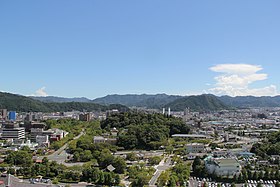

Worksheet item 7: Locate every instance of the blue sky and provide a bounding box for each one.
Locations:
[1,1,280,98]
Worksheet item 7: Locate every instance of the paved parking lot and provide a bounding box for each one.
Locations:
[188,177,279,187]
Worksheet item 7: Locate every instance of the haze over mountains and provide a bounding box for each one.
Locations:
[31,93,280,111]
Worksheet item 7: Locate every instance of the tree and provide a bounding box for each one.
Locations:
[131,173,150,187]
[21,146,31,152]
[231,183,236,187]
[168,176,177,187]
[192,156,202,175]
[259,171,264,180]
[165,146,174,154]
[252,171,259,180]
[264,169,270,180]
[98,149,114,169]
[275,181,280,187]
[275,170,280,180]
[148,156,162,165]
[52,178,59,184]
[104,172,113,185]
[158,171,170,187]
[5,150,32,167]
[126,152,138,161]
[112,156,127,174]
[80,150,93,162]
[238,174,244,183]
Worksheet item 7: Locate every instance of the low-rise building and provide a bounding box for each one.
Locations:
[36,135,50,147]
[94,136,105,143]
[186,143,205,153]
[204,156,241,177]
[93,136,117,145]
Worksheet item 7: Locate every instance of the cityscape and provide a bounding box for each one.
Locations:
[1,1,280,187]
[0,93,279,187]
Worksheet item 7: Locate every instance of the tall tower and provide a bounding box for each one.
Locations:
[168,108,171,116]
[162,108,165,115]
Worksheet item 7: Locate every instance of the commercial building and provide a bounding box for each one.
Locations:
[30,128,44,141]
[8,111,16,121]
[31,128,67,142]
[1,126,25,139]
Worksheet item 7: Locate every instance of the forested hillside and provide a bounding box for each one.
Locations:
[0,92,128,112]
[101,112,190,150]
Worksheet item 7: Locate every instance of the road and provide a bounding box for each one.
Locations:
[149,155,173,187]
[39,129,85,165]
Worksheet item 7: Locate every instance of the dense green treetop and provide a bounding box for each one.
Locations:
[251,130,280,158]
[101,112,190,149]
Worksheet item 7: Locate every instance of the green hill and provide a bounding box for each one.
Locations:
[219,95,280,108]
[165,94,229,111]
[0,92,128,112]
[92,94,181,109]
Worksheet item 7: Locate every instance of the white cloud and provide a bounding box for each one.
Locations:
[209,64,262,75]
[33,87,48,97]
[208,64,278,96]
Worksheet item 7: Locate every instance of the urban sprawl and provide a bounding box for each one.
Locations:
[0,107,279,187]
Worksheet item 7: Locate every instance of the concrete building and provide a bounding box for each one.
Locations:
[79,113,91,121]
[186,143,205,153]
[30,128,44,141]
[36,135,50,147]
[1,127,25,139]
[204,156,241,177]
[0,109,7,120]
[93,136,117,145]
[31,128,67,142]
[94,136,105,143]
[50,128,67,141]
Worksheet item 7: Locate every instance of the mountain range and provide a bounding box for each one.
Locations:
[0,92,128,112]
[32,94,280,109]
[2,92,280,112]
[32,94,280,110]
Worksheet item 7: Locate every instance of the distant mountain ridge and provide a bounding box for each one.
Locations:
[30,93,280,111]
[0,92,128,112]
[165,94,229,111]
[92,94,181,108]
[30,96,91,103]
[219,95,280,108]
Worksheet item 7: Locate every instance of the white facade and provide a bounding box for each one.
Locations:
[94,136,105,143]
[1,127,25,139]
